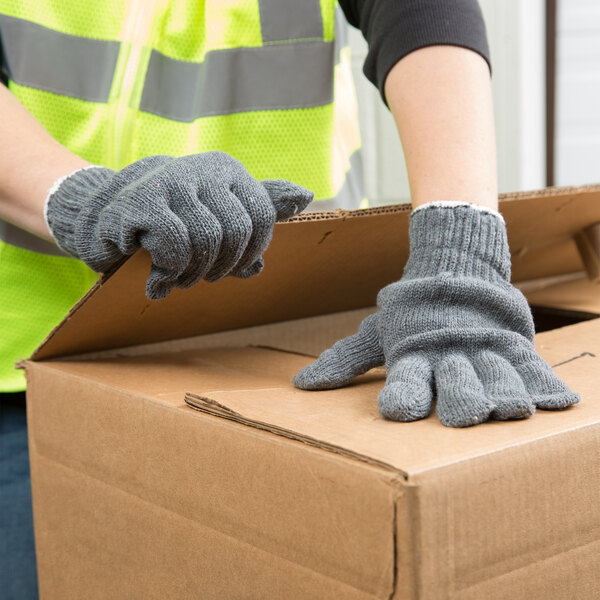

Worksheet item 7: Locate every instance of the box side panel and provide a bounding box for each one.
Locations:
[455,540,600,600]
[393,485,420,599]
[411,425,600,599]
[26,364,400,600]
[32,455,396,600]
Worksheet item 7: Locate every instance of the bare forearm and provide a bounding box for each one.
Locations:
[0,84,89,240]
[384,45,498,210]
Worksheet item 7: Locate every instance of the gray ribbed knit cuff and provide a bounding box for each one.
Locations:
[403,203,511,282]
[45,166,115,257]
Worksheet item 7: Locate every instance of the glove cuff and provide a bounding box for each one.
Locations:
[404,202,511,282]
[45,166,114,258]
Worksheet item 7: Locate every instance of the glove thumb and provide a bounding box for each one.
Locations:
[261,179,314,221]
[293,313,384,390]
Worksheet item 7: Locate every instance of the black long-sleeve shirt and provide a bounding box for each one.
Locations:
[0,1,491,101]
[338,0,491,102]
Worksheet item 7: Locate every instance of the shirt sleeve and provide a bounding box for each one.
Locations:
[337,0,491,103]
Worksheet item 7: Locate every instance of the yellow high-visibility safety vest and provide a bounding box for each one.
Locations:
[0,0,365,391]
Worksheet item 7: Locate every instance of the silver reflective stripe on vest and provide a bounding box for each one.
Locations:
[0,15,119,102]
[140,41,335,122]
[0,219,68,256]
[307,150,366,211]
[258,0,323,43]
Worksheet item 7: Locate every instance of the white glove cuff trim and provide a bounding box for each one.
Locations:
[43,165,104,241]
[411,201,505,224]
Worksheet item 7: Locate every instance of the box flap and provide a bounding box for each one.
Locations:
[520,273,600,313]
[31,184,600,360]
[184,318,600,476]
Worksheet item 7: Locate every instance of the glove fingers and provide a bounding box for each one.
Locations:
[202,189,253,282]
[514,357,580,410]
[474,351,535,421]
[136,213,192,300]
[378,355,433,422]
[228,177,276,276]
[146,265,180,300]
[170,203,223,289]
[435,354,494,427]
[262,179,314,221]
[98,201,192,300]
[97,199,185,263]
[235,258,264,279]
[148,154,223,288]
[293,313,383,390]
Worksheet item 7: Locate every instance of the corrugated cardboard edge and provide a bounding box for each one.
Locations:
[575,222,600,281]
[497,182,600,200]
[290,183,600,220]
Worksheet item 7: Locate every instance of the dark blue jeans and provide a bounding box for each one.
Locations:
[0,393,39,599]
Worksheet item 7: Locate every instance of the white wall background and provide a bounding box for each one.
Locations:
[555,0,600,186]
[348,0,547,206]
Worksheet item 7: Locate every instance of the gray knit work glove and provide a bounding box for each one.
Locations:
[294,203,580,427]
[45,152,313,299]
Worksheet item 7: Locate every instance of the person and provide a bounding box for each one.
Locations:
[0,1,579,598]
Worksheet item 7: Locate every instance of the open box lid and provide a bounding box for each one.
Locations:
[30,184,600,361]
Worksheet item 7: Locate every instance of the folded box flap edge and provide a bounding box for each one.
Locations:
[28,183,600,362]
[184,380,600,487]
[185,390,407,478]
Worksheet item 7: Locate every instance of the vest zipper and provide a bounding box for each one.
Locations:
[108,0,163,169]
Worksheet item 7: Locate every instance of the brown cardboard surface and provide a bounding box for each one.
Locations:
[402,426,600,599]
[25,184,600,599]
[522,273,600,313]
[30,183,600,361]
[37,317,600,477]
[49,307,374,362]
[27,321,600,598]
[575,222,600,281]
[27,363,401,600]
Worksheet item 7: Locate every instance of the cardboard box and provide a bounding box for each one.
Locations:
[24,185,600,599]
